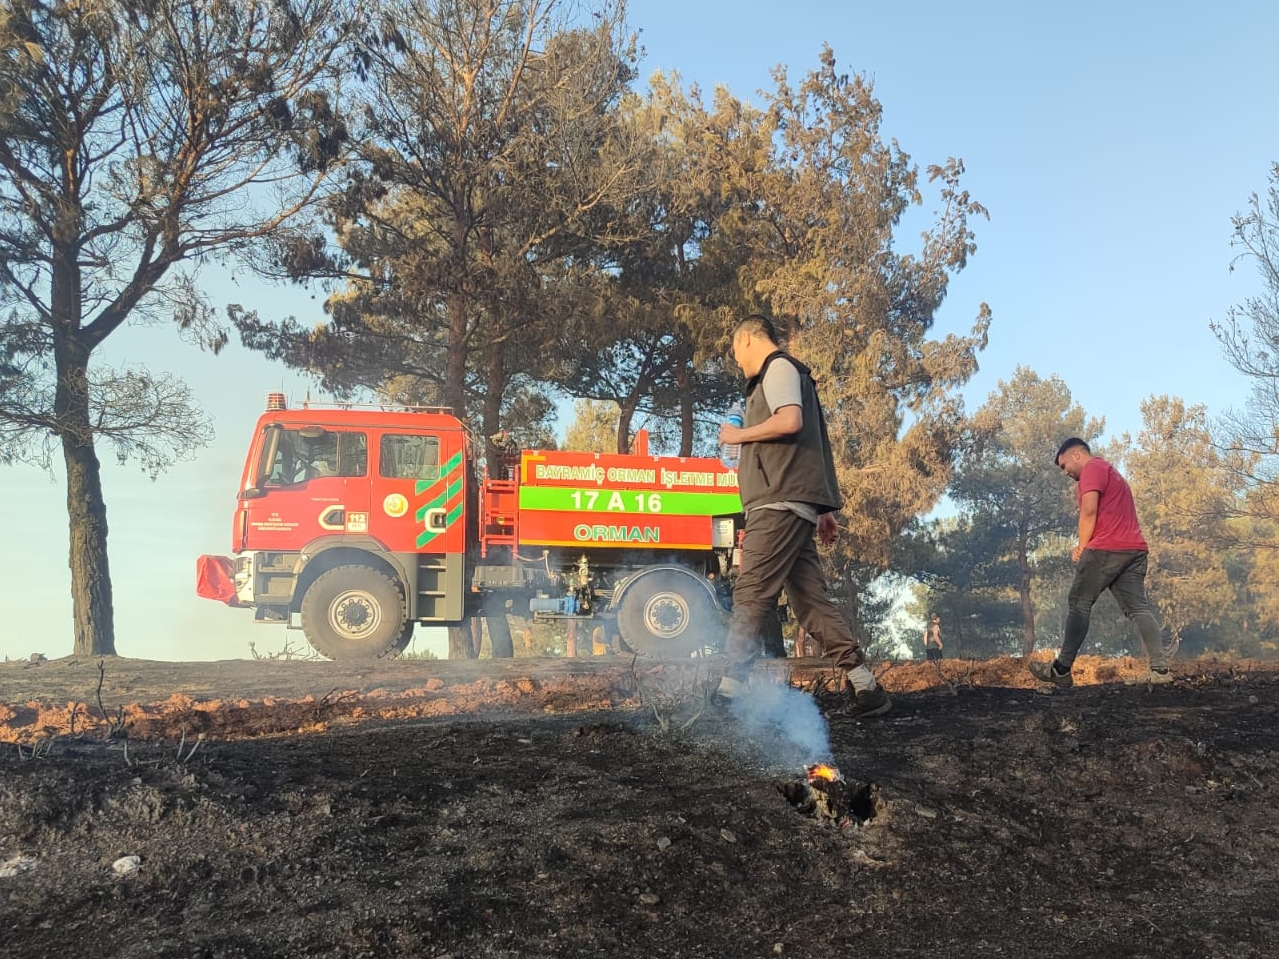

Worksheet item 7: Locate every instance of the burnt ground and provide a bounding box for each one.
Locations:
[2,653,1279,958]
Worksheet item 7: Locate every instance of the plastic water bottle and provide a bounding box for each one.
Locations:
[721,405,744,468]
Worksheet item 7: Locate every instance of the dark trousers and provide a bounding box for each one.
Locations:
[1058,549,1166,670]
[724,507,862,681]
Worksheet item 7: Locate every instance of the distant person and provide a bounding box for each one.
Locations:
[714,314,890,718]
[1029,438,1171,688]
[924,614,943,662]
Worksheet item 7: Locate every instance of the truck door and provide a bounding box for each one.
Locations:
[371,429,467,621]
[240,424,371,551]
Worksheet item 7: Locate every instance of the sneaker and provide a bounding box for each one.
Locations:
[1125,668,1174,686]
[1028,659,1074,688]
[842,685,892,719]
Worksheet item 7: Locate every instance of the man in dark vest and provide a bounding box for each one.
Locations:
[715,314,890,718]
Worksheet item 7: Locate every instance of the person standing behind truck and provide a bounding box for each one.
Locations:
[714,314,890,718]
[924,613,943,662]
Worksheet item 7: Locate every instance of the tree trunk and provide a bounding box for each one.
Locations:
[617,397,639,454]
[55,341,117,657]
[676,360,694,457]
[838,562,867,644]
[486,613,514,658]
[482,344,505,465]
[444,290,469,415]
[448,625,476,659]
[1017,532,1036,656]
[442,328,493,661]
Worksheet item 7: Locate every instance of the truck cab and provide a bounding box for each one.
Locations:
[200,401,469,659]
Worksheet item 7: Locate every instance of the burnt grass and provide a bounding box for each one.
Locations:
[3,662,1279,958]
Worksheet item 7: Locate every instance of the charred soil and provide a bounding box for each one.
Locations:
[2,653,1278,958]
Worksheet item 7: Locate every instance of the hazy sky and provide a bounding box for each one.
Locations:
[3,0,1276,662]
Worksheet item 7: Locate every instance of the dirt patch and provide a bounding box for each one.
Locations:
[2,653,1278,958]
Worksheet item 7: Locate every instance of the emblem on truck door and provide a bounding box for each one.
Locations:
[383,493,409,518]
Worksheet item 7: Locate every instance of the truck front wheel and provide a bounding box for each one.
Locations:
[300,565,408,660]
[616,569,721,658]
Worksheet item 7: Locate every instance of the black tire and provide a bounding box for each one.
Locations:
[300,565,408,660]
[390,621,415,657]
[616,569,723,657]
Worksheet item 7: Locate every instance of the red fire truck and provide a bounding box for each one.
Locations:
[196,396,743,660]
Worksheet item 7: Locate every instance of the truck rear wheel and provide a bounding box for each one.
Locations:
[616,569,721,658]
[300,565,408,660]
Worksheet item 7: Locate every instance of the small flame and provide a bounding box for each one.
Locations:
[806,763,842,783]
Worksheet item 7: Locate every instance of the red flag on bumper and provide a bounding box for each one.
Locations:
[196,555,243,606]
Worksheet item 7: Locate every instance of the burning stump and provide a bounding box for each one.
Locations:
[778,764,880,827]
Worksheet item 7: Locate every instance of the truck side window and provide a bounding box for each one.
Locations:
[381,434,440,481]
[301,431,367,479]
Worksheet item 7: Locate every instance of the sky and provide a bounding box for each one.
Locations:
[2,0,1277,662]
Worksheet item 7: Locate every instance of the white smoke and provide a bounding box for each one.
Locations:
[727,677,831,763]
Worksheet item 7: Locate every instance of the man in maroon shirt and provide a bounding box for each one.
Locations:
[1029,438,1172,687]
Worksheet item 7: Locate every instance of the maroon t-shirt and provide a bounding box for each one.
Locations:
[1079,457,1148,551]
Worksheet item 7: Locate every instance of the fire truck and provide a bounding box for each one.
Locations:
[196,395,743,660]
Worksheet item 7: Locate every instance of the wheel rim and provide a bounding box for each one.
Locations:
[327,588,384,641]
[642,589,691,640]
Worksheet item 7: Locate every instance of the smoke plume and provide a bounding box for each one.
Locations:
[727,677,831,763]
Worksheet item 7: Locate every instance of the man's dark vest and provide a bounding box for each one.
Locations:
[737,351,843,514]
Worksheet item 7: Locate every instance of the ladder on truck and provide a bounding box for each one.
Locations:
[479,469,518,558]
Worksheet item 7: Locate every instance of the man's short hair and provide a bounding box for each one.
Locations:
[1055,437,1090,463]
[733,313,779,345]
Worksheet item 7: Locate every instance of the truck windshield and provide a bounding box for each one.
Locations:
[258,427,368,485]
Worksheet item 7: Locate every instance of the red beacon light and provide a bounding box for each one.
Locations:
[265,392,288,412]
